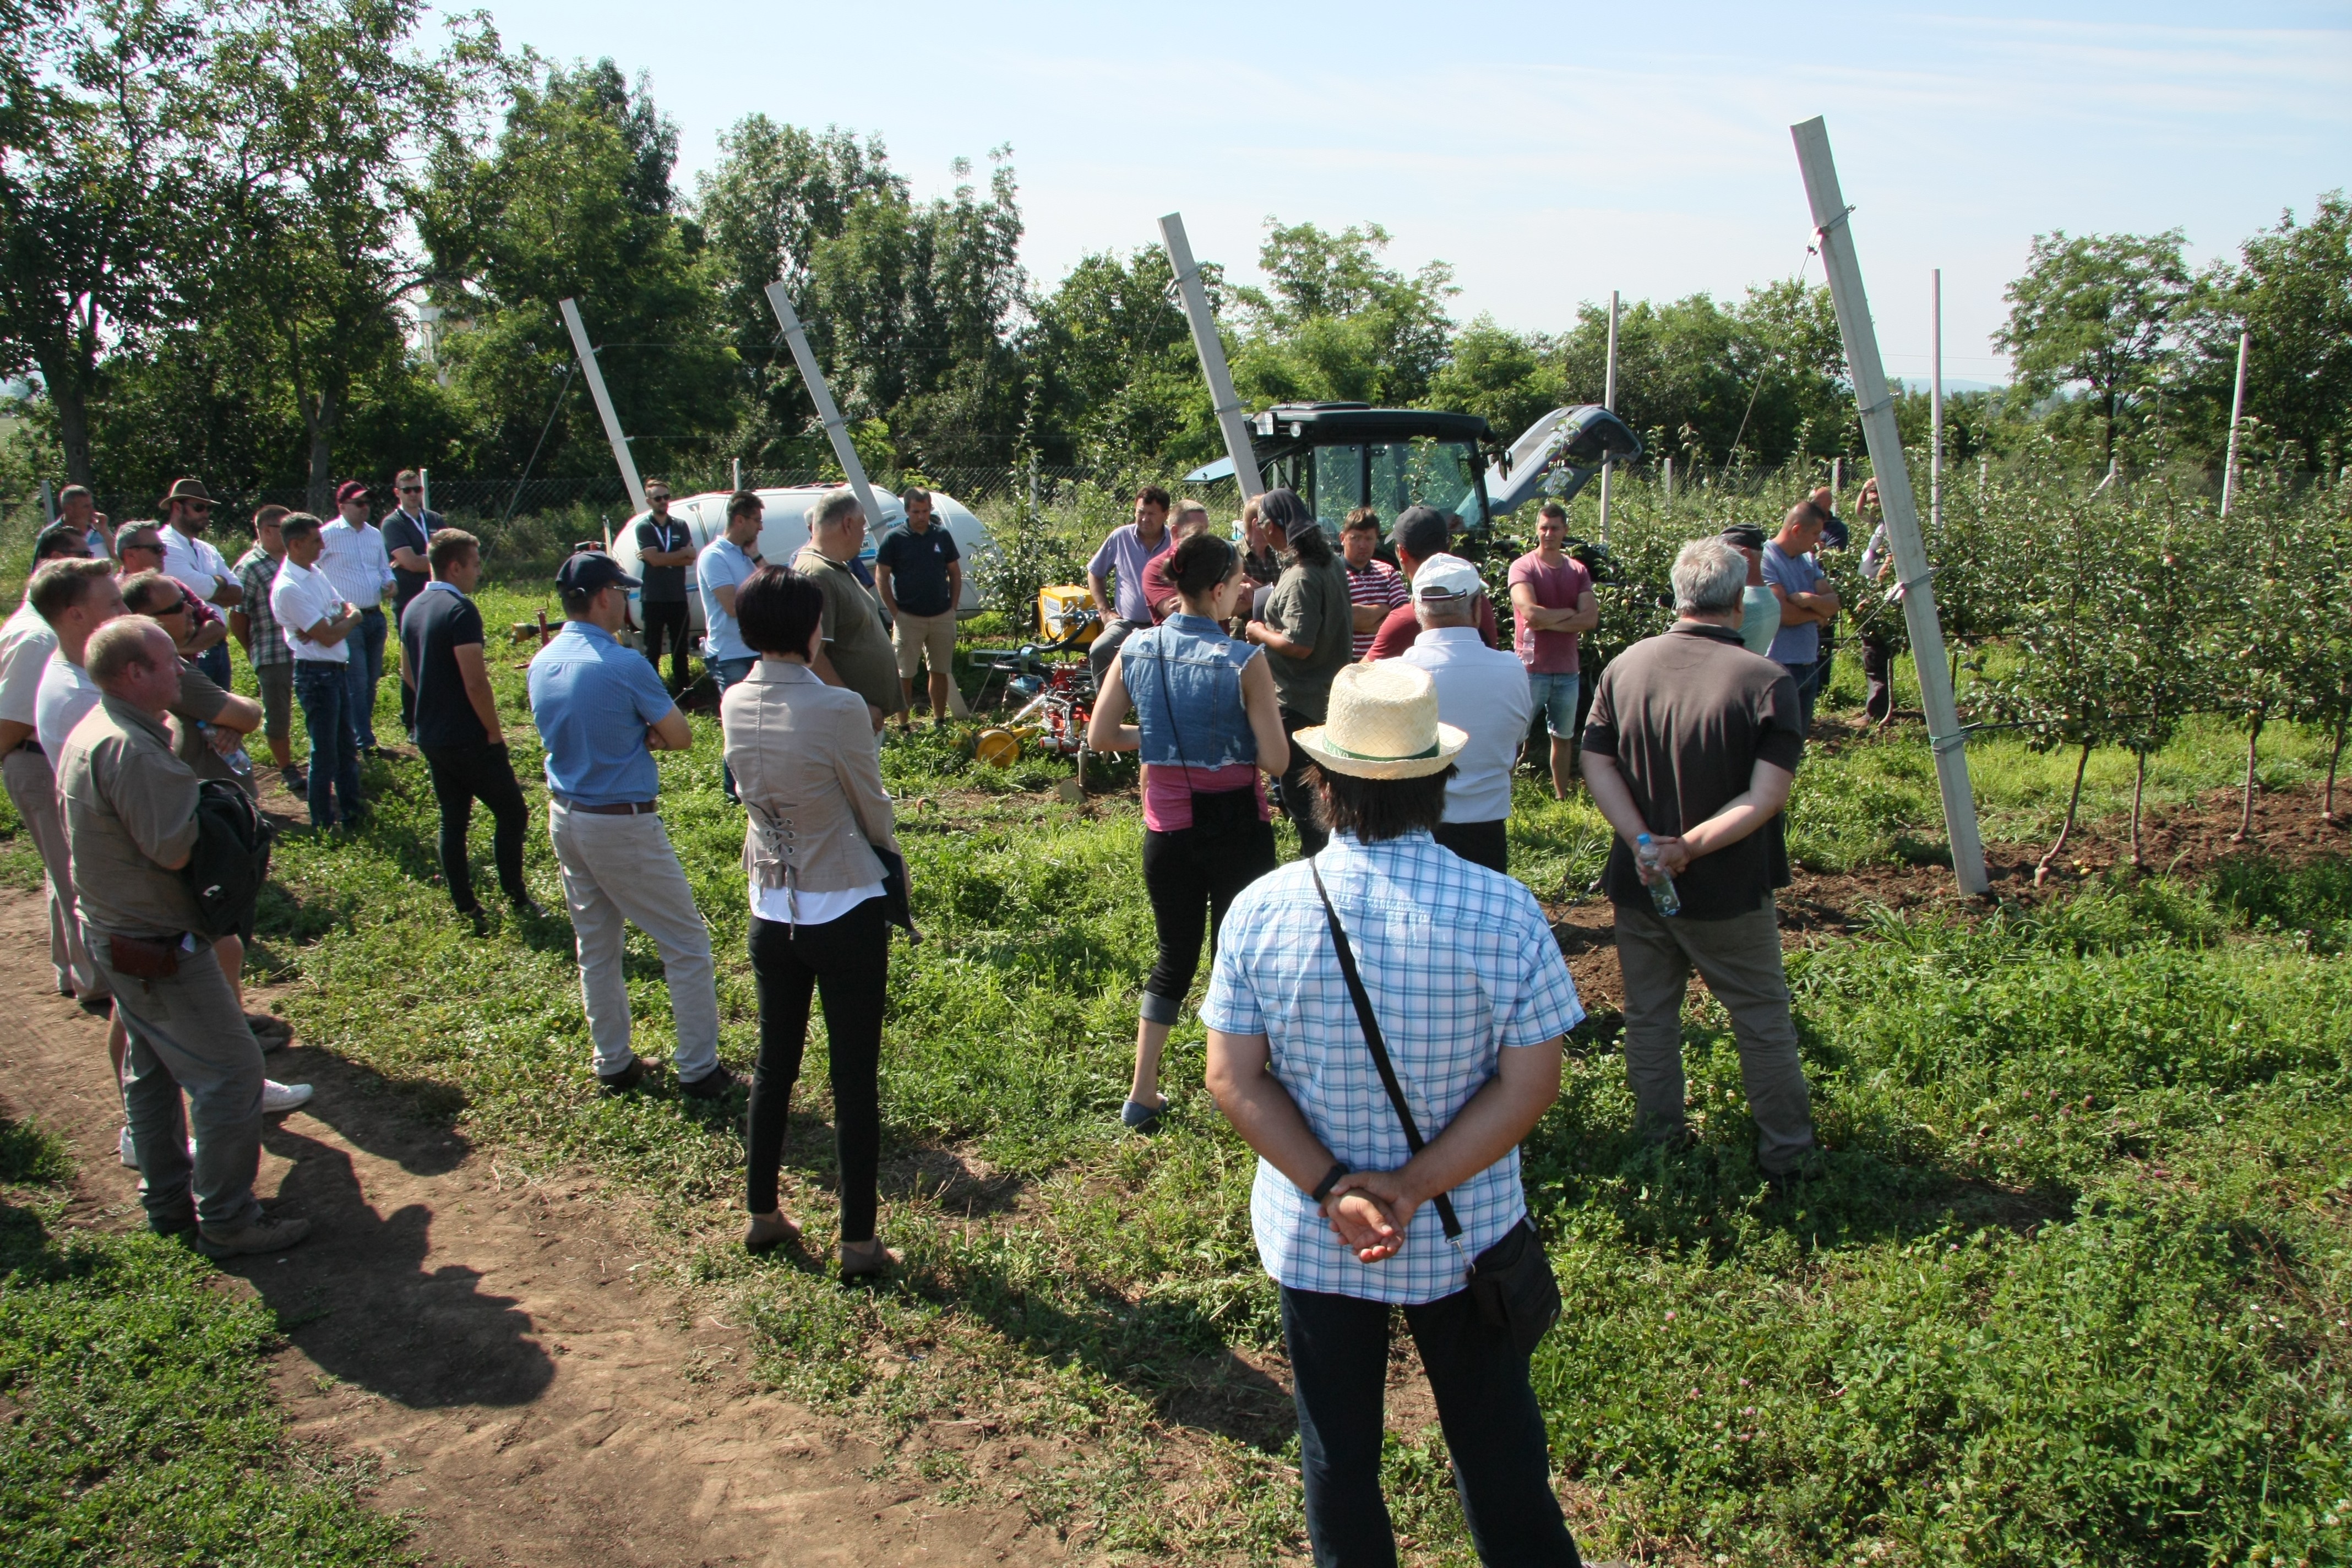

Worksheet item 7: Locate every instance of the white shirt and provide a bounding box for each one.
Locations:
[160,524,235,606]
[1,600,58,732]
[749,881,883,927]
[1402,624,1534,825]
[35,654,102,758]
[317,519,394,610]
[271,557,351,663]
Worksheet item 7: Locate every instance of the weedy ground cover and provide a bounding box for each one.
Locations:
[0,575,2346,1565]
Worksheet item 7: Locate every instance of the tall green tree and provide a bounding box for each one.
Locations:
[2186,192,2352,470]
[1029,244,1215,468]
[1994,230,2192,466]
[1229,220,1456,410]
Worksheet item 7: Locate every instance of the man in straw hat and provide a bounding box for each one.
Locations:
[1580,536,1817,1184]
[1202,658,1588,1566]
[156,478,242,690]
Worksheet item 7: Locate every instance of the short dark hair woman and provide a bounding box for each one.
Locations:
[1086,531,1289,1131]
[1242,487,1355,857]
[725,565,905,1278]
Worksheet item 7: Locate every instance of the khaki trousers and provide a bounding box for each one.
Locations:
[547,799,720,1081]
[1614,896,1815,1174]
[96,937,265,1233]
[5,748,97,997]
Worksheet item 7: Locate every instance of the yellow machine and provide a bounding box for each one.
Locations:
[1037,585,1101,644]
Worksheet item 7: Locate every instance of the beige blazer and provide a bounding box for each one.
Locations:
[720,660,900,897]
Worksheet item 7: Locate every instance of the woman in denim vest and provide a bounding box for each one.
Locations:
[1089,531,1289,1131]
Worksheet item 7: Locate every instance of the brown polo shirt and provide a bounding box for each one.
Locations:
[1581,622,1805,919]
[57,693,204,939]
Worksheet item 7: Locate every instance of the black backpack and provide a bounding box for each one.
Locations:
[182,778,274,939]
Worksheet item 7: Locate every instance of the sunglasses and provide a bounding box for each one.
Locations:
[398,486,422,494]
[153,598,189,617]
[123,541,162,554]
[183,502,211,514]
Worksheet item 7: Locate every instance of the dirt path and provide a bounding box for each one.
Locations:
[0,889,1063,1567]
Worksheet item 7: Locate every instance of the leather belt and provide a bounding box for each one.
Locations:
[561,799,658,815]
[10,737,40,757]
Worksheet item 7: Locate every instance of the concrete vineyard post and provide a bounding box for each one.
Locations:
[1598,289,1620,547]
[558,298,648,517]
[1159,213,1264,499]
[763,281,888,539]
[1931,269,1943,532]
[1791,116,1990,896]
[2221,329,2250,519]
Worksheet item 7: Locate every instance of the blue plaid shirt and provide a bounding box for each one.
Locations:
[1203,830,1583,1304]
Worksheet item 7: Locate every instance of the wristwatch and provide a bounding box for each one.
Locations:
[1310,1161,1351,1203]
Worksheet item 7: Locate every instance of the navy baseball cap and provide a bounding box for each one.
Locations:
[556,549,640,596]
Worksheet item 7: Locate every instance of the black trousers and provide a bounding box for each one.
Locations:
[748,899,889,1242]
[1861,631,1894,722]
[1432,819,1509,875]
[640,600,692,693]
[1140,817,1278,1023]
[394,594,421,729]
[420,742,529,912]
[1277,707,1329,859]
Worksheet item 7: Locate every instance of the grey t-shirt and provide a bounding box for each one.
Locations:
[792,546,905,717]
[1761,542,1823,665]
[1262,557,1355,723]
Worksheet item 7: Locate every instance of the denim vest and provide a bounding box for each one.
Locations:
[1125,614,1259,769]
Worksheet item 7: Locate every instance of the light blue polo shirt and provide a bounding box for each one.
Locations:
[527,621,678,805]
[695,537,759,662]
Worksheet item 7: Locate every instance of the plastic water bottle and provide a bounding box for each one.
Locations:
[203,722,253,778]
[1635,833,1681,917]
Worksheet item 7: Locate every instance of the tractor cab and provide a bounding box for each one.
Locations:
[1246,403,1496,530]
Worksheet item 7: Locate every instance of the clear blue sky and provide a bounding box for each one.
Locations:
[459,0,2349,388]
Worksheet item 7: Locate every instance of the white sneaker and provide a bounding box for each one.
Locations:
[119,1125,135,1166]
[262,1080,313,1114]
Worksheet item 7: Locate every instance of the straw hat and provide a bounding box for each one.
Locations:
[1292,661,1467,781]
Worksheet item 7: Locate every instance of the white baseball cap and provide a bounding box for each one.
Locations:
[1411,553,1484,603]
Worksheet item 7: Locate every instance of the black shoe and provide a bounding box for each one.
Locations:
[598,1057,649,1094]
[462,906,489,937]
[78,995,112,1019]
[507,895,548,921]
[679,1064,737,1101]
[149,1202,199,1239]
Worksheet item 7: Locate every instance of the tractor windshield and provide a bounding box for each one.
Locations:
[1370,438,1482,527]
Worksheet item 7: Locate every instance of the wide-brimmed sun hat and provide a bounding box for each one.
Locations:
[1292,661,1467,781]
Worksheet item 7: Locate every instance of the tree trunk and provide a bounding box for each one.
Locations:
[2326,714,2345,824]
[2231,710,2264,843]
[301,385,341,516]
[2036,741,2093,886]
[32,344,96,488]
[2130,746,2148,867]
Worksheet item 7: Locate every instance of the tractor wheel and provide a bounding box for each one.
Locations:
[975,728,1022,769]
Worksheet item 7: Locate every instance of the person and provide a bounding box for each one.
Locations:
[1853,477,1898,725]
[3,528,104,1004]
[1086,484,1173,683]
[1579,537,1817,1182]
[1086,530,1288,1134]
[1761,500,1839,734]
[402,530,537,930]
[633,480,697,696]
[1237,494,1280,587]
[873,485,969,730]
[116,569,309,1101]
[1363,506,1498,659]
[723,567,903,1277]
[1243,488,1353,858]
[790,487,901,730]
[1401,556,1534,875]
[318,481,395,753]
[696,490,766,797]
[58,616,312,1257]
[1719,524,1781,658]
[379,469,442,733]
[269,513,364,830]
[1807,485,1848,704]
[1201,658,1587,1568]
[61,484,113,558]
[1138,499,1214,624]
[154,478,241,689]
[1340,508,1408,660]
[529,550,732,1099]
[118,522,230,666]
[230,505,301,792]
[1507,501,1599,801]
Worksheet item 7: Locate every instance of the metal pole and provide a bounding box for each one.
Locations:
[419,467,431,515]
[557,298,649,516]
[1930,269,1943,532]
[732,457,742,493]
[1831,456,1843,499]
[763,280,889,538]
[1598,290,1619,546]
[1663,456,1674,504]
[1792,116,1989,896]
[1159,213,1265,498]
[2220,329,2250,517]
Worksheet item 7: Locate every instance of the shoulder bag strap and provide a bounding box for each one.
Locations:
[1308,857,1463,1243]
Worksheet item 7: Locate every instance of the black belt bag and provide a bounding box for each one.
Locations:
[107,933,184,981]
[1310,858,1562,1354]
[1186,782,1259,835]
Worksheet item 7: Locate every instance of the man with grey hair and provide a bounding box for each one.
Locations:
[59,616,311,1256]
[1400,554,1532,874]
[791,486,900,731]
[1579,537,1818,1185]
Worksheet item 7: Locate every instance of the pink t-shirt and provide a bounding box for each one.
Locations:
[1507,552,1594,674]
[1142,763,1270,832]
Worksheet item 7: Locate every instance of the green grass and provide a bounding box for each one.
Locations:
[4,571,2349,1564]
[0,1117,415,1566]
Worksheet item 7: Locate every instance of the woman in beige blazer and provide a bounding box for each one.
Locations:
[723,567,903,1278]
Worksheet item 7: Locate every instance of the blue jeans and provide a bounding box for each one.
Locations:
[346,608,387,748]
[710,655,755,800]
[1779,659,1821,735]
[293,661,362,827]
[1282,1284,1582,1566]
[1527,671,1581,738]
[193,641,232,693]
